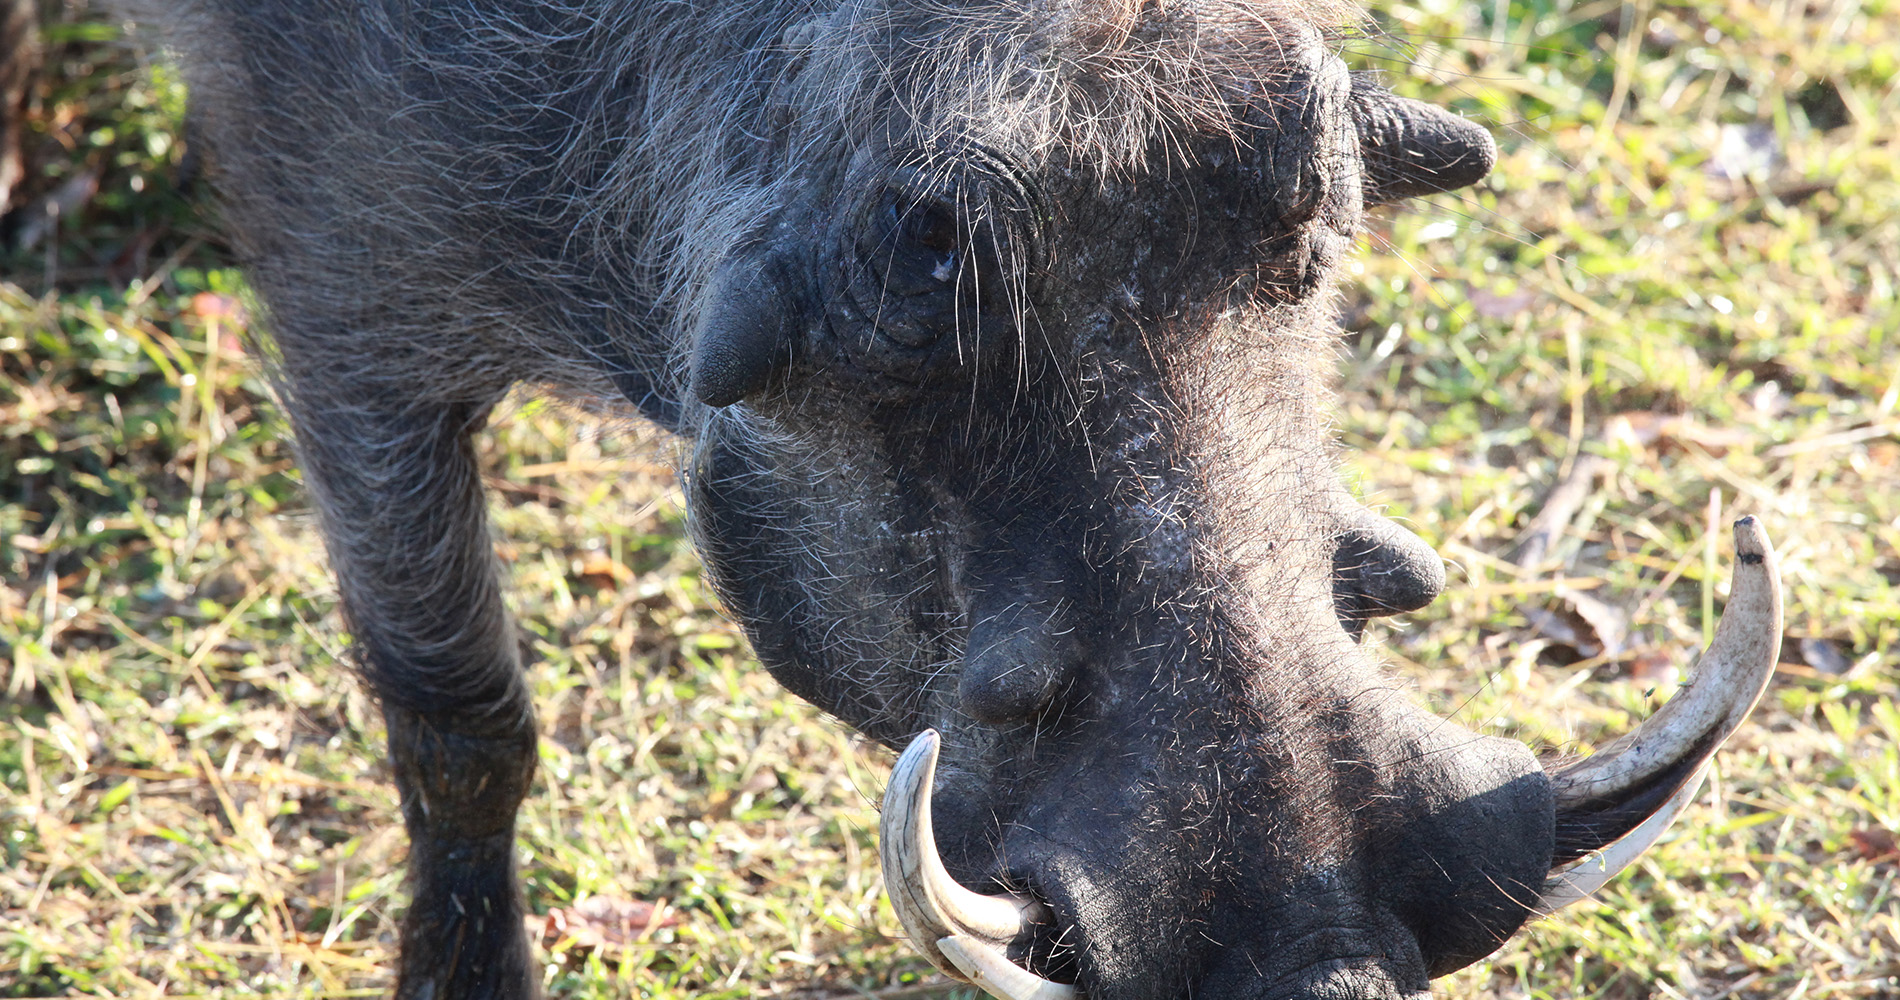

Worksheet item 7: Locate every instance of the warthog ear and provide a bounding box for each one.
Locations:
[690,256,796,407]
[1351,77,1497,204]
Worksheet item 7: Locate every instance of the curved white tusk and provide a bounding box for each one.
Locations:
[1548,517,1783,806]
[1532,762,1708,915]
[880,729,1050,980]
[940,934,1080,1000]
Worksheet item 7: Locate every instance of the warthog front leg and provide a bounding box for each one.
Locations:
[289,398,538,1000]
[382,701,538,999]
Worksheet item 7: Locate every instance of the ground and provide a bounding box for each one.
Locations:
[1,0,1896,997]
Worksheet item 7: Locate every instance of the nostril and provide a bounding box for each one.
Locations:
[959,601,1079,723]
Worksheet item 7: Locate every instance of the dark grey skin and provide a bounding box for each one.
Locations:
[127,1,1665,997]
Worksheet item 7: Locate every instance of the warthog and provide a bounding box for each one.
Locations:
[125,1,1783,998]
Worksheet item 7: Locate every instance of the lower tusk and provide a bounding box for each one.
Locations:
[1532,762,1708,915]
[880,729,1050,981]
[940,934,1079,1000]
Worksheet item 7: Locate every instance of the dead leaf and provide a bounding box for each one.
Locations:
[1564,589,1629,657]
[1867,440,1898,472]
[190,292,241,321]
[1604,411,1755,456]
[1523,588,1629,660]
[1627,642,1684,684]
[576,550,630,590]
[1776,636,1863,678]
[1798,637,1853,676]
[1522,605,1591,653]
[530,895,679,956]
[1847,827,1898,864]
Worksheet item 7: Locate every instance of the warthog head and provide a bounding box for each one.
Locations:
[675,2,1784,998]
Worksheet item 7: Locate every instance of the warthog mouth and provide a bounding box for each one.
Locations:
[879,518,1783,1000]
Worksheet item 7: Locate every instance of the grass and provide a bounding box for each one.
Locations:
[1,0,1896,997]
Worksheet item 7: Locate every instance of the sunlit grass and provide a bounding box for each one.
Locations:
[3,0,1896,997]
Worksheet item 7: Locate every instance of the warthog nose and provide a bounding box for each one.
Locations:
[960,598,1080,723]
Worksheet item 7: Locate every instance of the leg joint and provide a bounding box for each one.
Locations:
[384,700,538,843]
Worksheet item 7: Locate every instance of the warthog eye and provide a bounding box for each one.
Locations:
[862,191,962,300]
[846,185,991,350]
[829,160,1036,372]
